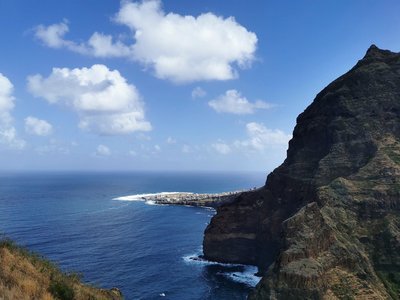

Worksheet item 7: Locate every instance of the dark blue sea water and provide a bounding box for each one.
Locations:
[0,171,266,300]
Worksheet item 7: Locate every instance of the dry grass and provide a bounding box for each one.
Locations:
[0,238,122,300]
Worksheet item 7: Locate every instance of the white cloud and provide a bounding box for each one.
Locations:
[0,73,26,149]
[209,90,272,114]
[96,144,111,156]
[212,142,231,154]
[235,122,291,151]
[27,64,151,135]
[117,0,257,82]
[35,139,70,155]
[86,32,133,58]
[34,21,71,49]
[182,144,192,153]
[128,149,137,156]
[0,127,26,150]
[25,116,53,136]
[154,144,161,152]
[34,20,131,57]
[136,133,152,141]
[166,136,176,144]
[34,0,257,83]
[191,87,206,99]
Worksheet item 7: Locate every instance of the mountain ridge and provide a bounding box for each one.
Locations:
[203,45,400,299]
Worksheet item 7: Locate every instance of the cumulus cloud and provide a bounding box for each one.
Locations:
[34,0,257,83]
[34,21,71,49]
[25,116,53,136]
[209,90,272,114]
[96,144,111,156]
[191,87,206,99]
[86,32,133,58]
[27,64,151,135]
[212,142,231,154]
[0,73,26,149]
[235,122,291,151]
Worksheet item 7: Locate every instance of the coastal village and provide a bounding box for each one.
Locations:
[137,190,250,208]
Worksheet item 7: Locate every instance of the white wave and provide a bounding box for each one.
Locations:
[145,200,157,205]
[183,254,245,267]
[113,192,192,201]
[219,265,261,287]
[183,252,261,287]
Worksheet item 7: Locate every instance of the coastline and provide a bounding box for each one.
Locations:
[113,189,257,208]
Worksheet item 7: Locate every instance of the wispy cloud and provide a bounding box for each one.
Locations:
[191,87,206,99]
[95,144,111,156]
[34,20,132,58]
[211,142,231,154]
[166,137,177,144]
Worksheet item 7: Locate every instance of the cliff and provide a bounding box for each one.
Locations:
[203,45,400,299]
[0,238,122,300]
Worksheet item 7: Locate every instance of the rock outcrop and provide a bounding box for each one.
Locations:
[203,45,400,299]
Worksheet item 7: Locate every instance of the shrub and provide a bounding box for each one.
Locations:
[49,279,75,300]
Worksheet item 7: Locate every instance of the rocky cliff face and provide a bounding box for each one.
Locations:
[203,45,400,299]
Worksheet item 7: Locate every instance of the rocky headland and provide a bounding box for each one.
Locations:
[115,190,250,208]
[203,45,400,299]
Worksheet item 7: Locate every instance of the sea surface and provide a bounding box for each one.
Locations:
[0,171,266,300]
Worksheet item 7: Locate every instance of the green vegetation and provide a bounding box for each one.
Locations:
[376,271,400,300]
[49,279,75,300]
[383,143,400,165]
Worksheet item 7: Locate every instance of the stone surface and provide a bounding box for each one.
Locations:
[203,45,400,299]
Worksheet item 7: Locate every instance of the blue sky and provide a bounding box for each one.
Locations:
[0,0,399,172]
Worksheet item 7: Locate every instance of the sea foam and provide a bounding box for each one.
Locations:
[219,266,261,287]
[183,252,261,287]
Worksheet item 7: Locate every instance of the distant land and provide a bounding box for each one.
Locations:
[113,190,257,208]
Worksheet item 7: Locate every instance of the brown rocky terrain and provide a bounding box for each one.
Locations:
[203,45,400,299]
[0,238,122,300]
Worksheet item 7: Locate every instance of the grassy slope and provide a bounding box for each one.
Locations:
[0,238,123,300]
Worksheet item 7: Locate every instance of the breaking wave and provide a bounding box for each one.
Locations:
[183,251,261,287]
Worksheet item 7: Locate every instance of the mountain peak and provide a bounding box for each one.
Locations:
[363,44,396,60]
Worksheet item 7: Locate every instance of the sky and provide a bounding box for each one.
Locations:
[0,0,399,172]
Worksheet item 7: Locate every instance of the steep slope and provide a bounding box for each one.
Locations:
[203,45,400,299]
[0,239,122,300]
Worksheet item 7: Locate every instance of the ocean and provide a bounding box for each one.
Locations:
[0,171,266,300]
